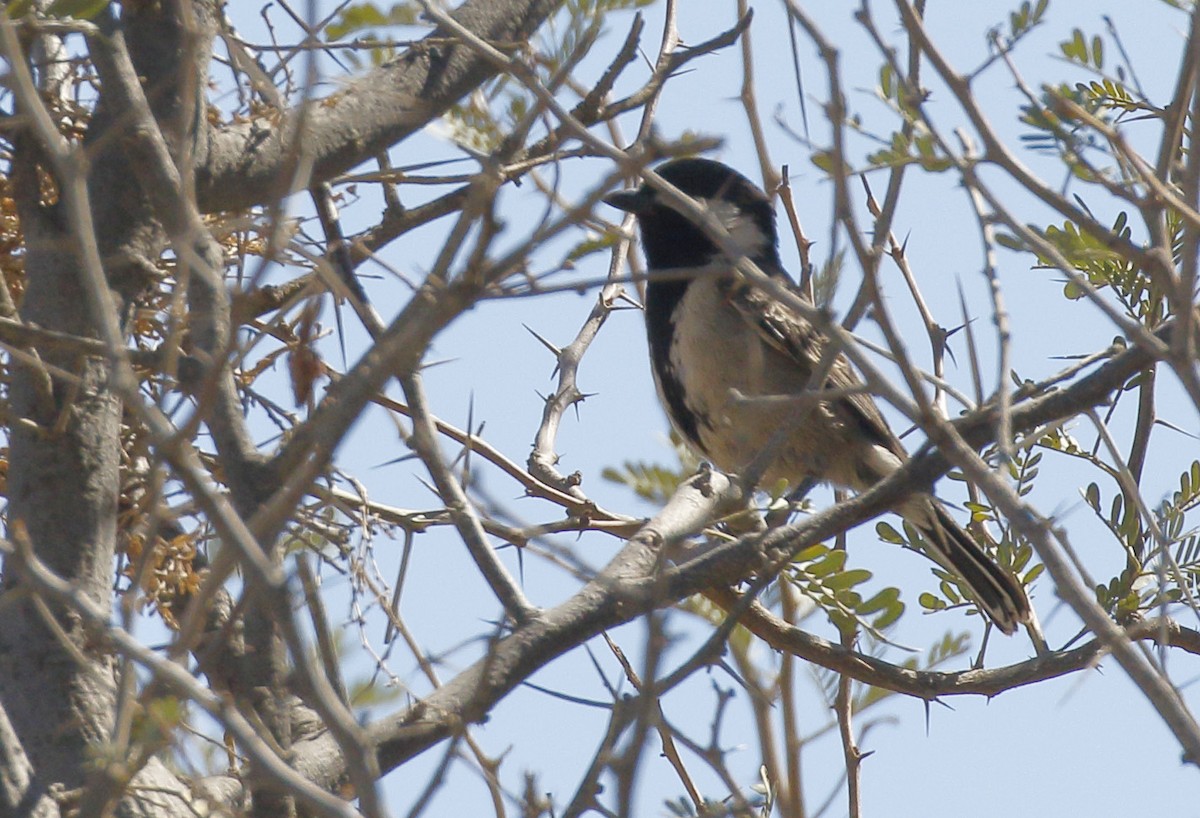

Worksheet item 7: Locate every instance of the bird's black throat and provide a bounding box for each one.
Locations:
[644,270,705,449]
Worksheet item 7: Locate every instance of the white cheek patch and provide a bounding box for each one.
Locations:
[696,197,770,257]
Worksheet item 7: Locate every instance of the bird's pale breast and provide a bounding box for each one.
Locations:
[656,270,885,489]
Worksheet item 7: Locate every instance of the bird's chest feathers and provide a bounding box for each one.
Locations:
[651,274,797,468]
[668,277,772,404]
[647,271,863,482]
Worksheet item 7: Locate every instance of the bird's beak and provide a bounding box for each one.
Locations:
[603,187,652,214]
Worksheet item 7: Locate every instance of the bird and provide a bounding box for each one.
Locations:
[604,157,1032,635]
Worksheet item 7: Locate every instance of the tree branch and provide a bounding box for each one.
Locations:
[196,0,565,212]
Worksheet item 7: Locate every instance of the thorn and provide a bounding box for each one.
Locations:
[524,324,562,356]
[715,659,752,692]
[944,317,978,339]
[418,357,458,372]
[374,453,420,468]
[413,474,438,498]
[615,291,644,310]
[936,324,959,367]
[464,393,476,460]
[333,298,348,370]
[860,175,880,217]
[1154,418,1199,439]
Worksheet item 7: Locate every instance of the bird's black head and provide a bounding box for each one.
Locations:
[604,158,780,270]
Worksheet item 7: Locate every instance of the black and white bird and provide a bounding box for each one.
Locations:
[604,157,1032,635]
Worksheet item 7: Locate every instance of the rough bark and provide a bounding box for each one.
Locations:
[1,112,124,810]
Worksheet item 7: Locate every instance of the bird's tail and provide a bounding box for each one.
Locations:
[906,499,1032,635]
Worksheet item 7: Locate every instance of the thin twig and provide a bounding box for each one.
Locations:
[835,629,863,818]
[401,372,538,625]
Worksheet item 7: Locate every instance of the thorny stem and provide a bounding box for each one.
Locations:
[836,629,863,818]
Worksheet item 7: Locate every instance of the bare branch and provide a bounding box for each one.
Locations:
[197,0,566,212]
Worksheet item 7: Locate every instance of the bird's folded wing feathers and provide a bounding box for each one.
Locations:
[720,275,906,460]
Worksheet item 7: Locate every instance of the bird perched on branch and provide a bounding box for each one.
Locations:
[604,157,1032,635]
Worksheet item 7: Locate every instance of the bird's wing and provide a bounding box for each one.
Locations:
[721,272,908,461]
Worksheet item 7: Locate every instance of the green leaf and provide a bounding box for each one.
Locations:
[808,549,848,577]
[793,543,829,564]
[330,1,388,38]
[825,568,872,591]
[918,592,946,611]
[45,0,108,18]
[810,151,836,174]
[564,233,617,264]
[1061,28,1088,64]
[995,232,1027,252]
[872,599,904,630]
[939,580,961,604]
[859,586,900,614]
[835,589,864,609]
[326,2,421,40]
[875,521,905,544]
[913,133,952,172]
[828,609,857,636]
[964,501,993,523]
[1010,543,1033,573]
[600,461,684,504]
[1009,6,1027,38]
[350,677,403,708]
